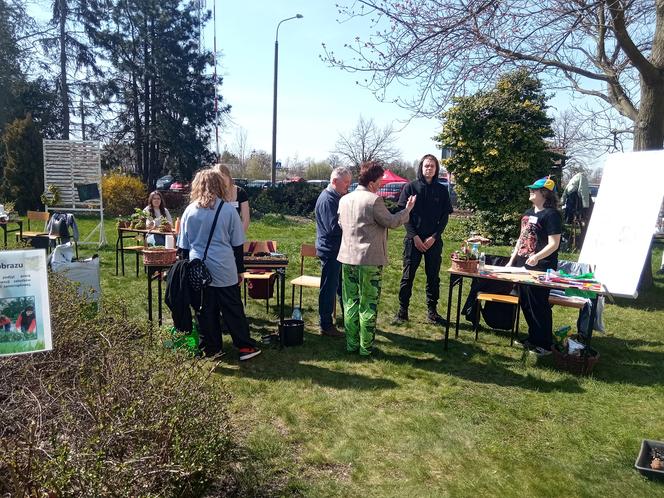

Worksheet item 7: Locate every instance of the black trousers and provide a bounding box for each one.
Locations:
[518,284,553,349]
[398,237,443,311]
[195,285,256,356]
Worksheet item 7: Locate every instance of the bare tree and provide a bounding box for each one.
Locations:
[333,115,401,169]
[232,126,249,168]
[323,1,664,151]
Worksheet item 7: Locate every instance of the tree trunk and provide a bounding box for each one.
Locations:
[59,0,69,139]
[633,77,664,290]
[132,72,143,177]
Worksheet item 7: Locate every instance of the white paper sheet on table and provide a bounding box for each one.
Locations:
[484,265,530,274]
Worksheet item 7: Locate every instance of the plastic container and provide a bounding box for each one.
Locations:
[478,252,486,273]
[471,242,480,259]
[291,307,302,321]
[279,319,304,347]
[635,439,664,480]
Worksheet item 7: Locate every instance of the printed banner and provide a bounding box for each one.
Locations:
[0,249,52,357]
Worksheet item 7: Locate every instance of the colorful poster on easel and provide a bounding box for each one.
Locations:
[0,249,52,357]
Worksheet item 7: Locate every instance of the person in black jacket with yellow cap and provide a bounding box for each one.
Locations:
[394,154,453,325]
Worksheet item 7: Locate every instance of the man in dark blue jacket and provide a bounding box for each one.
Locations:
[315,167,352,337]
[394,154,453,325]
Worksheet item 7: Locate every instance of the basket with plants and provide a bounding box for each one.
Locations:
[450,242,479,273]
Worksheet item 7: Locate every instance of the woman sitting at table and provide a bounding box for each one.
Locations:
[507,176,562,356]
[215,163,250,233]
[144,190,173,246]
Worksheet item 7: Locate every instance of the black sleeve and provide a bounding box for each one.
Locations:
[400,184,417,238]
[236,187,249,204]
[544,209,563,236]
[233,244,245,274]
[397,183,410,209]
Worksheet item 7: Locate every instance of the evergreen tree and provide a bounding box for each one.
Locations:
[88,0,228,186]
[2,115,44,213]
[437,69,555,244]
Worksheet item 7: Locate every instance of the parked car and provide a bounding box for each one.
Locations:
[156,175,174,191]
[377,182,407,202]
[589,184,600,203]
[169,181,188,192]
[233,178,248,188]
[438,178,458,208]
[246,180,272,189]
[306,179,328,189]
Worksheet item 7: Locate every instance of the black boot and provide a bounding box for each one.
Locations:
[391,308,409,325]
[427,308,447,326]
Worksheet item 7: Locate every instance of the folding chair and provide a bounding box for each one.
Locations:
[289,243,323,312]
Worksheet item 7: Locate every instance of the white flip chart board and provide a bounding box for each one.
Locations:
[579,150,664,298]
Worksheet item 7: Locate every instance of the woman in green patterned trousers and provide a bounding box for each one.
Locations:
[337,161,416,356]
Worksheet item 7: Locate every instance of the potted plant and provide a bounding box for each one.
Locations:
[158,217,172,233]
[116,215,130,229]
[130,208,148,229]
[451,243,479,272]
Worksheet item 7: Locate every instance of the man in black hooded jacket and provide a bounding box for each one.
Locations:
[394,154,453,325]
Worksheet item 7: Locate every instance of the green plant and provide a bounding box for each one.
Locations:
[0,273,250,496]
[437,69,555,243]
[101,173,146,217]
[40,184,61,207]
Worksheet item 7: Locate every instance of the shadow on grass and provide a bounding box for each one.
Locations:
[217,314,583,394]
[376,329,584,394]
[584,334,664,386]
[610,272,664,312]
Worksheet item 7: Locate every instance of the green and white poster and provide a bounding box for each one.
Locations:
[0,249,52,357]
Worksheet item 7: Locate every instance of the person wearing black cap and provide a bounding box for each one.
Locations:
[394,154,453,325]
[507,176,562,356]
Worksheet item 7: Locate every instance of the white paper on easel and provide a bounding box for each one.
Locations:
[579,151,664,298]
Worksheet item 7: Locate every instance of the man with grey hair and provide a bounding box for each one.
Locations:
[315,166,352,337]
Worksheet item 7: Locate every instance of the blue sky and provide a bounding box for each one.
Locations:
[213,0,441,165]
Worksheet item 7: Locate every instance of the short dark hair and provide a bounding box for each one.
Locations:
[358,161,385,187]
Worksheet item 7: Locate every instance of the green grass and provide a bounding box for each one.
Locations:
[29,214,664,496]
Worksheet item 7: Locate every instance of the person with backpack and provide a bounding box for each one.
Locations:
[177,168,260,361]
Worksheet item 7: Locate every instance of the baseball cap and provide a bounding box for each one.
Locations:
[525,177,556,192]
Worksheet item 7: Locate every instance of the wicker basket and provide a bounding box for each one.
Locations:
[451,257,479,273]
[551,346,600,375]
[143,248,177,266]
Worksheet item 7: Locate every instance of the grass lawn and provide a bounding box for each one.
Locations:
[30,214,664,496]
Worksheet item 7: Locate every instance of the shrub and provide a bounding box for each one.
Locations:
[247,183,322,217]
[436,69,555,242]
[102,173,147,216]
[1,115,44,214]
[0,273,250,496]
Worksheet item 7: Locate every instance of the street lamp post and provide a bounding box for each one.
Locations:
[271,14,303,185]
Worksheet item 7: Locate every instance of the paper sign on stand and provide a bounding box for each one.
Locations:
[579,150,664,298]
[0,249,53,357]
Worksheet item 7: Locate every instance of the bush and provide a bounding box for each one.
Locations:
[102,173,147,216]
[0,274,252,496]
[247,183,322,217]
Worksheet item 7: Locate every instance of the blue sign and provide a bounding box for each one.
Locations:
[276,161,282,169]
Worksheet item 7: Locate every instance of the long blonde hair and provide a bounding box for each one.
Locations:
[189,168,229,208]
[215,163,234,201]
